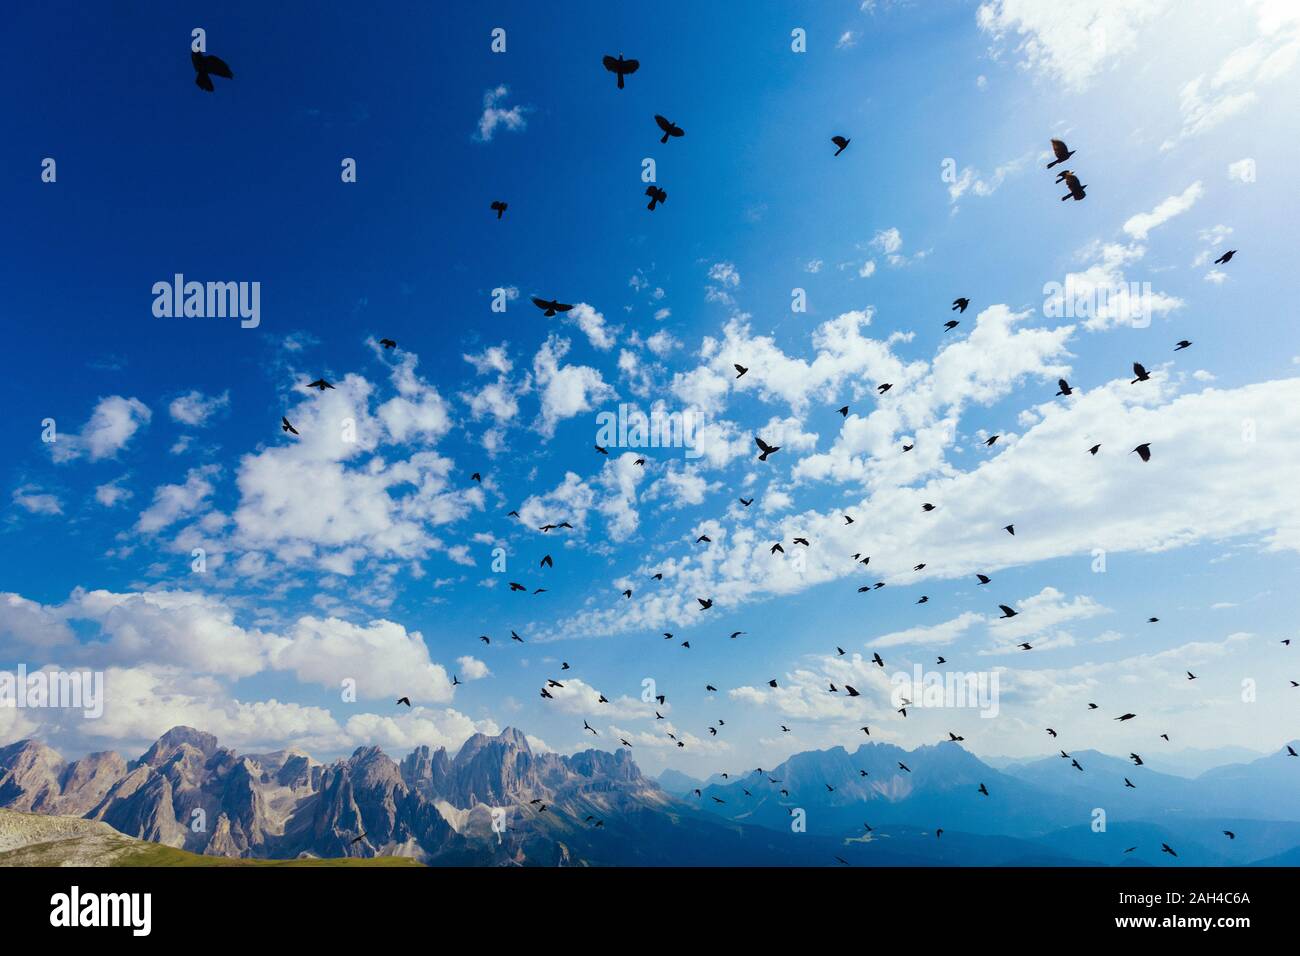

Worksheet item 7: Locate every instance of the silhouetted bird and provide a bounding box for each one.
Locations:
[978,783,989,796]
[1214,250,1236,264]
[307,378,334,390]
[643,184,668,211]
[1133,443,1151,462]
[491,200,508,219]
[831,135,850,156]
[396,696,410,707]
[192,50,234,92]
[1174,340,1192,351]
[1056,378,1073,396]
[1088,443,1101,455]
[976,574,991,585]
[1046,138,1075,169]
[734,363,749,378]
[531,297,574,317]
[952,298,969,313]
[1060,172,1087,201]
[755,437,780,461]
[654,115,684,143]
[603,54,639,89]
[1131,362,1151,383]
[379,338,396,349]
[944,320,960,331]
[281,417,299,436]
[998,604,1018,619]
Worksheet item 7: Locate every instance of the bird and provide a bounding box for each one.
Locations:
[1131,362,1151,383]
[479,635,490,644]
[1124,778,1136,789]
[379,338,397,349]
[998,605,1018,619]
[1161,843,1178,857]
[350,832,367,846]
[698,598,713,609]
[1060,172,1087,201]
[872,653,885,667]
[1046,138,1075,169]
[952,298,970,313]
[1133,443,1152,462]
[837,405,849,417]
[396,696,411,707]
[902,442,914,452]
[984,435,999,447]
[739,497,754,507]
[1088,443,1101,455]
[1223,830,1236,840]
[943,320,960,331]
[654,114,684,143]
[531,297,574,317]
[1115,713,1137,721]
[898,762,911,773]
[490,200,508,219]
[511,631,524,642]
[540,555,553,568]
[1072,759,1084,771]
[878,383,893,394]
[451,675,461,686]
[845,685,860,697]
[645,185,667,210]
[770,542,784,554]
[583,720,598,735]
[470,472,482,483]
[922,503,936,512]
[595,445,609,455]
[1214,250,1236,265]
[1174,340,1192,351]
[1056,378,1073,396]
[1047,728,1057,737]
[1017,642,1033,651]
[1004,524,1015,535]
[281,417,299,436]
[976,574,991,585]
[307,378,334,390]
[937,656,947,664]
[192,50,234,92]
[1130,753,1144,765]
[978,783,989,796]
[734,363,749,378]
[831,135,850,156]
[602,54,640,88]
[948,732,965,742]
[755,437,780,461]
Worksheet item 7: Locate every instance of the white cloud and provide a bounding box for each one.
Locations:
[12,485,62,516]
[1122,181,1203,240]
[168,390,229,427]
[474,85,528,142]
[51,396,151,463]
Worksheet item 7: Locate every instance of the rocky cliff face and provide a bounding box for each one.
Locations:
[0,726,670,864]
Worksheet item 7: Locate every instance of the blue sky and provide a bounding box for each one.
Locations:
[3,0,1299,776]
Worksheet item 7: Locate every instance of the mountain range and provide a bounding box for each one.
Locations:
[1,726,1296,866]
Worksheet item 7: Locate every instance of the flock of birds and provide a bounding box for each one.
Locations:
[191,44,1285,863]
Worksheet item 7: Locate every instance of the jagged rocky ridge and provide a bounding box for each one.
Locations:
[0,726,674,864]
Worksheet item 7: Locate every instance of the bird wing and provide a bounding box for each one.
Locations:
[655,114,672,132]
[1051,138,1068,160]
[553,302,574,312]
[201,55,233,78]
[623,59,640,73]
[602,55,619,71]
[195,71,215,92]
